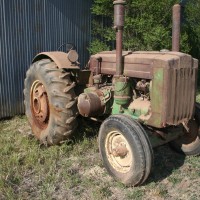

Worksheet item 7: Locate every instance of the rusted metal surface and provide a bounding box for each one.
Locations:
[77,92,105,117]
[112,143,129,157]
[89,51,153,79]
[78,86,113,117]
[113,0,126,76]
[32,51,80,69]
[90,51,198,128]
[170,119,199,151]
[30,80,49,130]
[172,4,181,51]
[165,56,198,126]
[148,52,198,128]
[128,98,151,121]
[112,0,123,118]
[93,57,102,88]
[67,50,79,63]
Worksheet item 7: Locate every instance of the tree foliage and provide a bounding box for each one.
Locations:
[89,0,200,62]
[183,0,200,60]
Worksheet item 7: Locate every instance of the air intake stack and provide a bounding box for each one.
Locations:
[113,0,131,106]
[113,0,126,75]
[172,4,181,51]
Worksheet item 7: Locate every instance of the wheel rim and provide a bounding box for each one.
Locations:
[105,131,133,173]
[30,80,49,130]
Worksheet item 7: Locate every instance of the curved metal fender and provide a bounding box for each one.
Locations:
[32,51,80,69]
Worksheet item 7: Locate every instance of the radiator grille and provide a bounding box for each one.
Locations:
[167,67,196,125]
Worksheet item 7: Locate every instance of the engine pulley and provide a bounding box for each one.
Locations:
[77,92,105,117]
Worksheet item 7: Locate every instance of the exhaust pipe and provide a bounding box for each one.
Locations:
[113,1,131,106]
[113,0,126,75]
[172,4,181,52]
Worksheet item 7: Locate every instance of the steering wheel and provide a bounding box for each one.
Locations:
[57,43,76,53]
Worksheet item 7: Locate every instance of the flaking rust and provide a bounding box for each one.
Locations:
[24,0,200,186]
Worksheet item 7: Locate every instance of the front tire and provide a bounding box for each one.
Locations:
[98,115,153,186]
[170,103,200,156]
[24,59,78,145]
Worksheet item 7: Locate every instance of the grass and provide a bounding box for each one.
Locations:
[0,116,200,200]
[196,93,200,103]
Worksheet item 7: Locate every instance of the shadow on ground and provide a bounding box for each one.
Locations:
[72,117,101,141]
[146,144,185,184]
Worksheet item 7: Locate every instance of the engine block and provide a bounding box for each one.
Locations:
[90,51,198,128]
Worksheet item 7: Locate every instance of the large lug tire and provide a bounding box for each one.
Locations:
[98,115,154,186]
[24,59,78,145]
[170,103,200,156]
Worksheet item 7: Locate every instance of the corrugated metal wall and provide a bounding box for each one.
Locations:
[0,0,92,118]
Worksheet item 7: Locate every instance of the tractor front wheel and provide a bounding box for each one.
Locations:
[24,59,78,145]
[170,103,200,156]
[98,115,153,186]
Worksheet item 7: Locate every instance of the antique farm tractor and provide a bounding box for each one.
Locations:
[24,1,200,186]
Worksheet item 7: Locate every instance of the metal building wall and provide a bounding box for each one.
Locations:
[0,0,92,118]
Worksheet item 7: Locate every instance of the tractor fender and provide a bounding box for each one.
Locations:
[32,51,80,69]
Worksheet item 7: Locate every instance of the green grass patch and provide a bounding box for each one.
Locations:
[0,116,200,199]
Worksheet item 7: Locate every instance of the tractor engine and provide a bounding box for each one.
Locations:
[77,85,113,117]
[77,0,198,129]
[77,51,198,128]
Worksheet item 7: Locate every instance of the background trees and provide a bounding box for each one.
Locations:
[89,0,200,63]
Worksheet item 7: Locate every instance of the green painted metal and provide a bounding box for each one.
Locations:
[100,87,114,115]
[112,100,148,118]
[114,77,131,105]
[147,67,164,127]
[84,87,96,93]
[112,100,184,147]
[134,105,149,117]
[112,101,138,119]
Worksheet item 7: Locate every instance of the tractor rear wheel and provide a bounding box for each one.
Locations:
[170,103,200,156]
[24,59,78,145]
[98,115,153,186]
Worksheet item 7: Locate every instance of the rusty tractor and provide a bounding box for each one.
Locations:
[24,1,200,186]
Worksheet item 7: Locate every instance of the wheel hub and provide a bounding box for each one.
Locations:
[112,142,129,157]
[105,131,132,173]
[30,80,49,129]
